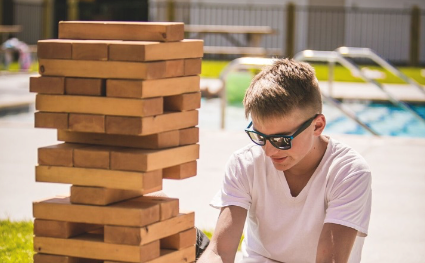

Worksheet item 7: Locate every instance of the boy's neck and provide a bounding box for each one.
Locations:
[285,135,329,178]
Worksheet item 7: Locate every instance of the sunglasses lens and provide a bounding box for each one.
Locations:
[247,131,266,146]
[270,136,292,149]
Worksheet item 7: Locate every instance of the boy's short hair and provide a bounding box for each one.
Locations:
[243,58,322,120]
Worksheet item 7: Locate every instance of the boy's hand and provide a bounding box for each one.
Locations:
[197,205,247,263]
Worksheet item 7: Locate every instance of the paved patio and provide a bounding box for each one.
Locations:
[1,121,425,262]
[1,73,425,262]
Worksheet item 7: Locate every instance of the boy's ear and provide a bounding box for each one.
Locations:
[313,114,326,135]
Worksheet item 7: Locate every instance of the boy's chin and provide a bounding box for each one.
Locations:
[271,162,291,172]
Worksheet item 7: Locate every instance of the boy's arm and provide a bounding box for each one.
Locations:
[316,223,358,263]
[197,205,247,263]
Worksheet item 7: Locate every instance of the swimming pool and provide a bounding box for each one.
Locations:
[199,98,425,138]
[1,99,425,138]
[323,101,425,137]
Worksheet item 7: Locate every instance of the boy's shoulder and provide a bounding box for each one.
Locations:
[325,136,371,177]
[233,143,265,159]
[227,143,268,170]
[327,137,368,162]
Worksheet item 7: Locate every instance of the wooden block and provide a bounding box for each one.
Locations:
[184,58,202,76]
[38,59,166,80]
[34,253,102,263]
[146,247,196,263]
[35,112,68,130]
[58,130,180,149]
[59,21,184,42]
[179,127,199,146]
[106,110,198,136]
[104,212,194,245]
[105,116,146,135]
[37,39,72,59]
[106,76,200,99]
[36,166,162,191]
[109,39,203,62]
[164,59,184,78]
[139,196,179,221]
[70,186,144,206]
[34,219,101,238]
[30,75,65,94]
[72,40,109,60]
[68,114,105,133]
[160,228,196,250]
[38,143,88,167]
[65,78,105,96]
[73,146,111,169]
[36,94,163,117]
[164,92,201,111]
[163,161,197,180]
[33,195,171,227]
[110,144,199,172]
[38,39,116,60]
[105,247,196,263]
[34,234,160,263]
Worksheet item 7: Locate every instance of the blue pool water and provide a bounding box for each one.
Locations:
[323,101,425,137]
[199,99,425,138]
[1,99,425,138]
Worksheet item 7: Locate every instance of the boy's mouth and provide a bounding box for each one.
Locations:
[270,156,287,163]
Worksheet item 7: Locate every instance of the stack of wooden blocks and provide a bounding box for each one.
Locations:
[30,21,203,263]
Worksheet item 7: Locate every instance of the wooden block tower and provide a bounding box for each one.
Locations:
[31,21,203,263]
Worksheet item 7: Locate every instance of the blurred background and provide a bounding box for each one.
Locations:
[1,0,425,64]
[1,0,425,262]
[2,0,425,136]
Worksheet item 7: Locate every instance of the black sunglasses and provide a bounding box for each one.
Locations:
[245,114,319,150]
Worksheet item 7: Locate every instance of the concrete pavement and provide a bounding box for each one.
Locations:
[1,120,425,262]
[1,73,425,262]
[0,72,36,114]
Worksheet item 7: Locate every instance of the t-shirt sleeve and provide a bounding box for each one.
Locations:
[210,151,252,210]
[324,170,372,236]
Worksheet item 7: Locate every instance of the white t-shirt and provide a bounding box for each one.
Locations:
[211,137,372,263]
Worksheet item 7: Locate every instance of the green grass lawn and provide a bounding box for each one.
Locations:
[201,60,425,104]
[0,61,39,72]
[1,59,424,86]
[0,219,33,263]
[0,220,242,262]
[201,60,425,84]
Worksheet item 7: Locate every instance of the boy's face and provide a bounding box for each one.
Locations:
[251,109,325,172]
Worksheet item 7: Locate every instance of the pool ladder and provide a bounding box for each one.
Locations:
[218,48,425,136]
[294,47,425,135]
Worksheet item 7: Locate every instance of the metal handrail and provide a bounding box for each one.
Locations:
[331,48,425,124]
[336,47,425,96]
[218,55,379,135]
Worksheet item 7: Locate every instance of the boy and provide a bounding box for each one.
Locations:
[198,59,372,263]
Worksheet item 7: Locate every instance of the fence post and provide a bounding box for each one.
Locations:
[42,0,53,39]
[167,0,175,22]
[286,2,295,58]
[0,0,3,24]
[409,6,420,67]
[67,0,79,21]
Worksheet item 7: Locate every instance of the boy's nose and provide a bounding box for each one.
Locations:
[263,140,279,157]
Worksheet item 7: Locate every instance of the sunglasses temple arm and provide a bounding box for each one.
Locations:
[292,116,317,138]
[247,121,253,129]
